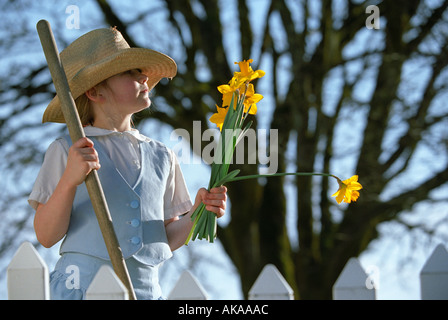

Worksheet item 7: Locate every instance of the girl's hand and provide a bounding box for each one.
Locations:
[165,186,227,251]
[194,186,228,218]
[62,137,100,187]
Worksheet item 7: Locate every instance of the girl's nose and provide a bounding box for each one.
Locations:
[138,73,148,84]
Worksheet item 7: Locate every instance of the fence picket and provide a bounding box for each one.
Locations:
[6,241,448,300]
[168,270,209,300]
[85,265,129,300]
[248,264,294,300]
[7,241,49,300]
[333,258,376,300]
[420,244,448,300]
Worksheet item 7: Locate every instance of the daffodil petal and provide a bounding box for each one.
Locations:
[336,192,345,204]
[218,84,233,94]
[348,182,362,191]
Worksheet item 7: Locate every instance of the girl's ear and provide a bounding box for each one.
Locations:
[85,86,105,103]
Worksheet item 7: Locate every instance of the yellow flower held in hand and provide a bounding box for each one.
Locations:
[332,175,363,204]
[211,59,264,131]
[217,77,239,108]
[243,83,263,114]
[209,105,228,131]
[234,59,265,83]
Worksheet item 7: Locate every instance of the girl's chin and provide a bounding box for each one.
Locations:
[137,98,151,110]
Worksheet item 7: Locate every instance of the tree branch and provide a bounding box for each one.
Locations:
[94,0,137,47]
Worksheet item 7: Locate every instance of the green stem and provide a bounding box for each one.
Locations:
[225,172,339,183]
[185,203,205,244]
[185,171,341,245]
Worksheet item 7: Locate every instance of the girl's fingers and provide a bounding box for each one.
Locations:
[80,146,99,161]
[207,186,227,200]
[209,186,227,194]
[203,199,226,208]
[205,204,226,218]
[195,187,228,218]
[73,137,94,148]
[203,187,227,217]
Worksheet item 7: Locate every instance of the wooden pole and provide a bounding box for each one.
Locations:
[36,20,136,300]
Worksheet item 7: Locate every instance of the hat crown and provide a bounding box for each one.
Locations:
[61,28,130,80]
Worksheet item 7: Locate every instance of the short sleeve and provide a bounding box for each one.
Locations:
[28,138,69,210]
[163,149,193,220]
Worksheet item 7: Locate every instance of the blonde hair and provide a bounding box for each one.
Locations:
[75,94,94,126]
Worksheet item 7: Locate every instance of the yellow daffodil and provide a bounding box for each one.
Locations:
[332,175,363,204]
[217,77,239,108]
[209,105,228,131]
[234,59,266,83]
[243,83,262,114]
[216,59,265,112]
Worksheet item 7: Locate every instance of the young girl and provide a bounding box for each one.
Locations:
[29,27,227,300]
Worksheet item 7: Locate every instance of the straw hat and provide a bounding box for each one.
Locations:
[43,27,177,123]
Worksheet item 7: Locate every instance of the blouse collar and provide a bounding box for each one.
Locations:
[83,126,151,142]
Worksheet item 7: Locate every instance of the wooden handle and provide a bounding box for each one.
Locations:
[36,20,136,300]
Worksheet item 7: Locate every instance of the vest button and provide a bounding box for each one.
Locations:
[130,200,140,209]
[130,219,140,227]
[130,236,141,245]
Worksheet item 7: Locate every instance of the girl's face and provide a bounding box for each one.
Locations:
[100,69,151,115]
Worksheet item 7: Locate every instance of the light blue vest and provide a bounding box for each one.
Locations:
[59,136,173,266]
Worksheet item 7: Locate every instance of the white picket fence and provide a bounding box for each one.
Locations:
[6,241,448,300]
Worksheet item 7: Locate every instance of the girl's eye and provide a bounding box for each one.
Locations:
[124,69,142,75]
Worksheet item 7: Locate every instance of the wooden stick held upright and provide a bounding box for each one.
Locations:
[36,20,136,300]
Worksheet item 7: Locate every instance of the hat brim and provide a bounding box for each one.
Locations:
[43,47,177,123]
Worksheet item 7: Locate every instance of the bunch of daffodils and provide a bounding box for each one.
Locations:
[185,59,362,245]
[185,59,264,244]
